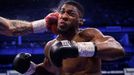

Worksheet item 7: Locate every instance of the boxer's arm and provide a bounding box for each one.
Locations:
[34,58,56,75]
[26,40,58,75]
[34,40,59,74]
[0,17,33,36]
[0,12,59,36]
[96,36,125,60]
[87,28,125,60]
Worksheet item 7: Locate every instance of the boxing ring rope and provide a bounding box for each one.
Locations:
[102,70,124,74]
[1,68,133,75]
[102,68,134,75]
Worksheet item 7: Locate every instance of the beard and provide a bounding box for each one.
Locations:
[57,25,76,35]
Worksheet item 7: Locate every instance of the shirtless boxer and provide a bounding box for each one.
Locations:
[1,1,125,75]
[43,1,125,75]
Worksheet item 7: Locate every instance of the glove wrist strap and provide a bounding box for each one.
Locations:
[32,19,47,33]
[24,62,36,75]
[76,42,96,57]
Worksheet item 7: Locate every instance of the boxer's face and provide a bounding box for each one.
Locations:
[58,4,81,32]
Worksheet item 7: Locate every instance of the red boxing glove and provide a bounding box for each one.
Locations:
[45,12,60,34]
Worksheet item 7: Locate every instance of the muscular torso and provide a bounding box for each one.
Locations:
[45,28,102,75]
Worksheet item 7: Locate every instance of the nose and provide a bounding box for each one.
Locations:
[60,13,68,21]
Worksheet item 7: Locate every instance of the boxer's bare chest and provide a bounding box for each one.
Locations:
[45,29,102,75]
[60,31,101,74]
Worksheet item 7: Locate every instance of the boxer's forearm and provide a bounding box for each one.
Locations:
[34,62,55,75]
[95,37,125,61]
[0,17,33,36]
[10,20,33,36]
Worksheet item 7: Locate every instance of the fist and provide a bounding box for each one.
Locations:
[13,53,32,74]
[45,12,60,34]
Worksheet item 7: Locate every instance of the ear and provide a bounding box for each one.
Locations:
[78,18,84,26]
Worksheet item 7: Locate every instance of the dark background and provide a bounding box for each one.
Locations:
[0,0,134,74]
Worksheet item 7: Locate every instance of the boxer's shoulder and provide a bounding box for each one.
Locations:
[78,28,101,39]
[46,39,57,46]
[45,39,58,50]
[81,28,101,33]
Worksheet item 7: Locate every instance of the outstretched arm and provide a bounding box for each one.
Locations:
[0,17,40,36]
[0,12,59,36]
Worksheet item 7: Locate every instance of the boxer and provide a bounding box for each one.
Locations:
[43,1,125,75]
[2,1,125,75]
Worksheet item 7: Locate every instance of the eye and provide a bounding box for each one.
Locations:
[67,11,76,17]
[59,9,64,14]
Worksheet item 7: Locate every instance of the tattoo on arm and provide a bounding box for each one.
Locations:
[0,17,9,31]
[10,20,33,36]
